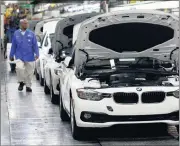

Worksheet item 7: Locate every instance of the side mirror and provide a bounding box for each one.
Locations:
[63,56,72,68]
[48,48,53,55]
[37,42,41,48]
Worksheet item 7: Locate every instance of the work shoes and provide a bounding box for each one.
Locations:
[26,87,32,92]
[18,83,32,92]
[18,82,25,91]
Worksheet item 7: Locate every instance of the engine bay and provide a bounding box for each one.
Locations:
[84,73,179,88]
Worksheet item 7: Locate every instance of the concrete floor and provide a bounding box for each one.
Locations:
[1,60,179,145]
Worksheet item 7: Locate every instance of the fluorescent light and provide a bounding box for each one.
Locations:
[119,58,136,61]
[5,1,18,5]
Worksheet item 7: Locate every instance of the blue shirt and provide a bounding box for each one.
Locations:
[10,29,39,62]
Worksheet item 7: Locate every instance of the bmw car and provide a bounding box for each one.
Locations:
[56,10,179,140]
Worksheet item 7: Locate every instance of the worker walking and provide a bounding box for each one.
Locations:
[9,19,39,92]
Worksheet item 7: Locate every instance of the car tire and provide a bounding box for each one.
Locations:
[39,72,44,86]
[59,88,69,121]
[44,80,50,94]
[70,98,84,140]
[50,86,59,105]
[35,69,39,80]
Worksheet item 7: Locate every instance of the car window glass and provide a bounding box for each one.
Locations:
[40,26,43,32]
[63,25,74,38]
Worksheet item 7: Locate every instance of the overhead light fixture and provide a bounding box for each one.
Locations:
[5,1,18,5]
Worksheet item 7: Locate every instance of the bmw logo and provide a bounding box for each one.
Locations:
[136,87,142,91]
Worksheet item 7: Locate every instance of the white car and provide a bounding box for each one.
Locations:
[35,20,61,86]
[44,13,101,104]
[56,10,179,140]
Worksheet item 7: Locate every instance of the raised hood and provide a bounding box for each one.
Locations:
[35,17,62,37]
[74,10,179,68]
[53,12,101,58]
[43,20,59,34]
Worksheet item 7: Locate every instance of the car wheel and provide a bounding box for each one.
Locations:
[59,88,69,121]
[39,71,44,86]
[70,98,84,140]
[50,85,59,104]
[44,80,50,94]
[35,69,39,80]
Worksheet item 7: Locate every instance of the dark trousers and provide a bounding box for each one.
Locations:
[10,63,16,72]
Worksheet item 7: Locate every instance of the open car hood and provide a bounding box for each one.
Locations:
[43,20,60,34]
[53,12,101,58]
[35,17,62,39]
[74,10,179,69]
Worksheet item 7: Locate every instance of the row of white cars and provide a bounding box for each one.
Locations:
[34,10,179,140]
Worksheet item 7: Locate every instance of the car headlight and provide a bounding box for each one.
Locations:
[167,90,179,98]
[76,89,112,101]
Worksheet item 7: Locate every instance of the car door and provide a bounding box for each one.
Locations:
[41,33,52,78]
[61,60,74,113]
[45,55,54,88]
[35,32,46,74]
[37,32,46,74]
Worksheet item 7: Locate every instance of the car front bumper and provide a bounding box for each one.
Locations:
[73,96,179,128]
